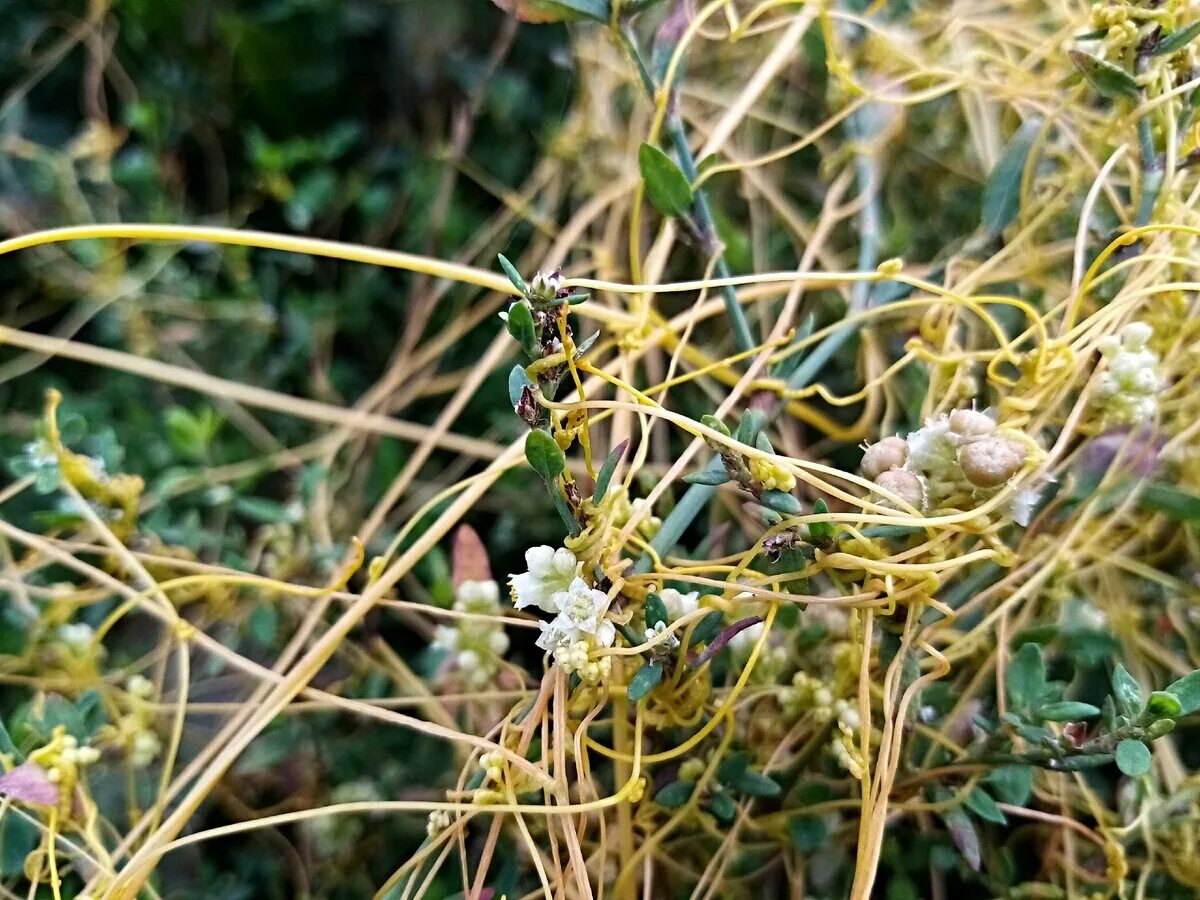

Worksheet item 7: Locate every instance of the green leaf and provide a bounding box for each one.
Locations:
[761,490,801,516]
[525,429,566,483]
[731,770,781,797]
[645,593,668,629]
[505,301,539,359]
[1145,690,1182,719]
[1037,701,1101,722]
[1153,20,1200,56]
[508,364,535,409]
[809,498,835,542]
[75,689,107,737]
[708,791,737,823]
[165,406,219,462]
[526,0,610,21]
[935,788,981,871]
[654,779,695,808]
[1007,643,1046,712]
[1111,663,1144,716]
[638,143,694,218]
[771,314,816,380]
[1164,669,1200,716]
[593,439,628,503]
[985,765,1034,806]
[965,788,1008,825]
[497,253,527,294]
[1138,482,1200,521]
[684,468,731,486]
[1115,739,1152,777]
[0,812,38,877]
[550,488,582,536]
[689,611,726,646]
[235,497,298,525]
[788,815,828,852]
[717,751,751,785]
[1069,50,1139,99]
[627,660,664,701]
[982,117,1041,238]
[0,718,20,760]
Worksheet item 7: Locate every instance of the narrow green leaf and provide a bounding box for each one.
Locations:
[655,779,695,808]
[497,253,527,294]
[638,143,694,218]
[761,490,801,516]
[627,660,664,701]
[982,117,1042,237]
[235,497,298,525]
[566,292,590,305]
[1037,701,1101,722]
[1164,669,1200,716]
[1115,739,1152,777]
[1146,691,1182,719]
[733,410,765,446]
[0,718,19,760]
[1138,482,1200,521]
[771,313,816,380]
[645,593,668,629]
[684,468,731,486]
[525,429,566,483]
[550,488,581,535]
[965,788,1008,825]
[1069,50,1139,99]
[573,331,600,357]
[1007,643,1046,712]
[1153,20,1200,56]
[809,498,835,542]
[717,751,751,785]
[1111,663,1144,716]
[593,439,628,503]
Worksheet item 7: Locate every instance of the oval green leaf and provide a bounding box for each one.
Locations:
[638,143,694,218]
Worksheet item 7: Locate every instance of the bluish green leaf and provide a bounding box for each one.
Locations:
[655,779,695,808]
[508,364,535,409]
[1007,643,1046,712]
[688,611,726,646]
[982,117,1041,237]
[761,490,800,515]
[497,253,527,294]
[986,765,1034,806]
[1138,482,1200,521]
[1069,50,1139,99]
[645,593,668,629]
[593,439,627,503]
[525,429,566,483]
[1037,701,1100,722]
[788,815,828,851]
[1111,663,1143,716]
[638,143,694,218]
[731,770,781,797]
[1153,21,1200,56]
[965,788,1007,825]
[0,812,38,876]
[1115,739,1151,777]
[627,660,664,701]
[505,301,539,359]
[684,468,731,486]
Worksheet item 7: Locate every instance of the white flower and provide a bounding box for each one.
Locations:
[535,578,615,650]
[903,417,957,476]
[457,580,500,612]
[658,588,700,621]
[510,546,580,613]
[57,623,95,653]
[130,729,161,768]
[1096,324,1161,425]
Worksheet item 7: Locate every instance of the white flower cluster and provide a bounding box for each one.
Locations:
[658,588,700,620]
[860,408,1036,522]
[511,546,615,684]
[57,734,101,768]
[432,580,510,689]
[1096,321,1159,425]
[57,623,96,654]
[124,674,161,768]
[426,809,452,839]
[784,674,864,777]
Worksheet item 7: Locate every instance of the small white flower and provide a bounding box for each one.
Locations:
[130,729,161,768]
[58,623,95,653]
[903,417,957,475]
[458,580,500,611]
[432,625,460,652]
[510,546,580,613]
[658,588,700,621]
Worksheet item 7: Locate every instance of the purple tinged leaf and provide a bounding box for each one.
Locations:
[0,763,60,806]
[688,616,763,668]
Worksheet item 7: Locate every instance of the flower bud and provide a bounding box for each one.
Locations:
[873,469,925,509]
[859,436,908,479]
[957,436,1027,487]
[947,408,995,440]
